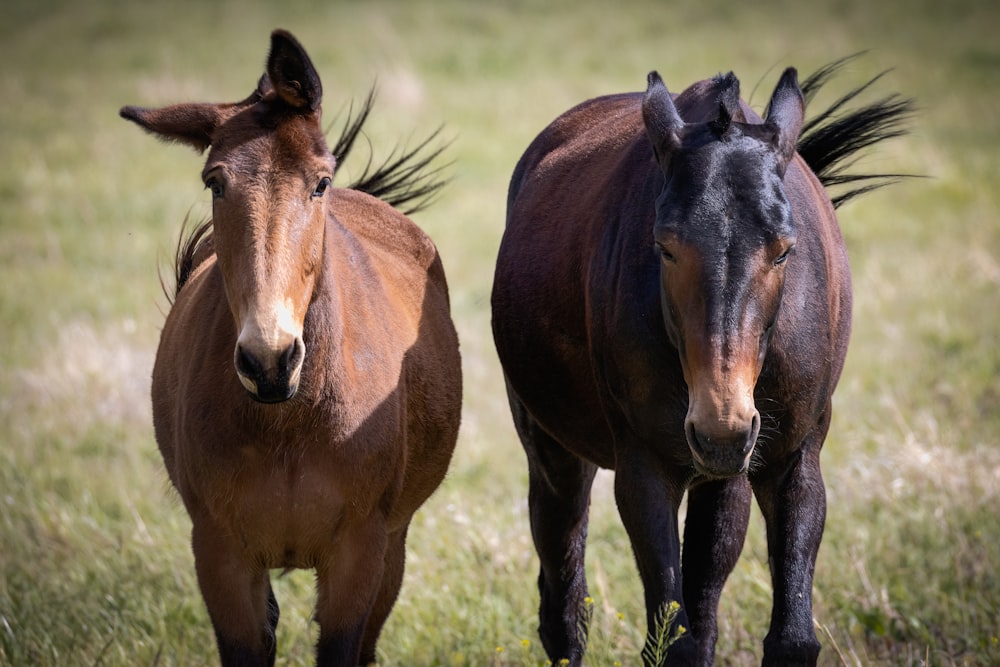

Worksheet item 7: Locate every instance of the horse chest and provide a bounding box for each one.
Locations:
[243,470,342,565]
[186,441,386,569]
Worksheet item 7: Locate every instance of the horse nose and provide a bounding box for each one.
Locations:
[685,411,760,477]
[234,337,305,403]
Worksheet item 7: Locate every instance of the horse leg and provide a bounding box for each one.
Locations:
[613,447,692,666]
[314,516,387,667]
[681,476,752,665]
[510,393,597,666]
[750,420,829,666]
[192,518,278,667]
[266,581,280,659]
[358,525,409,666]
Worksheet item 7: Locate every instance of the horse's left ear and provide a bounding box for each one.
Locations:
[267,29,322,111]
[643,71,684,167]
[119,103,223,153]
[765,67,805,170]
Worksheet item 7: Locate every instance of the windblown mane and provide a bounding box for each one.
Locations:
[330,88,450,216]
[792,54,916,208]
[167,213,214,304]
[168,90,449,300]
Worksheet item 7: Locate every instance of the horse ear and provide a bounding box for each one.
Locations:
[119,103,223,153]
[256,73,275,98]
[764,67,805,169]
[643,71,684,166]
[267,29,322,111]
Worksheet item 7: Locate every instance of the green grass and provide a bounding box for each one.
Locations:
[2,0,998,664]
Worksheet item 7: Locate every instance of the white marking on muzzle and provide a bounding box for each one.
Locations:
[235,299,304,387]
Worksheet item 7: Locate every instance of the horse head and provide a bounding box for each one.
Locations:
[642,68,805,476]
[122,30,334,403]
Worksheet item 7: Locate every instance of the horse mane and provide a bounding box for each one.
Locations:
[168,89,449,300]
[793,54,916,208]
[330,88,451,216]
[709,72,742,139]
[165,215,213,304]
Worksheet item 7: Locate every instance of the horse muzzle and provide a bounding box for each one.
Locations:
[234,337,305,403]
[684,411,760,477]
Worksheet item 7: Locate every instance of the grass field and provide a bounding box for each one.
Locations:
[1,0,998,665]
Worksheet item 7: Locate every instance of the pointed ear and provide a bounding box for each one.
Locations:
[267,29,322,111]
[256,73,275,98]
[765,67,805,169]
[643,71,684,166]
[119,103,224,152]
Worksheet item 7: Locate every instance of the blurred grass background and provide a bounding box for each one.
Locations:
[1,0,998,664]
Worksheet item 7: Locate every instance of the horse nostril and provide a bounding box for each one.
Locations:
[685,421,708,458]
[745,412,761,457]
[685,417,758,476]
[279,339,304,376]
[234,338,303,402]
[235,344,263,379]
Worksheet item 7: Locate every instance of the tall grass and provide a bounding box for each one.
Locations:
[1,0,998,665]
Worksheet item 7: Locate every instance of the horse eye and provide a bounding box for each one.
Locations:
[774,245,794,266]
[312,177,332,198]
[206,177,224,199]
[656,243,676,263]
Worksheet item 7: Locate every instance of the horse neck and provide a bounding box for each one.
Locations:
[297,215,351,388]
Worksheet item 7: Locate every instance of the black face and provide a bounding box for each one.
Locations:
[655,129,797,334]
[642,68,805,477]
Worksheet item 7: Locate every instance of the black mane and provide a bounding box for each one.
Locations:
[329,88,450,216]
[709,71,742,138]
[793,54,916,208]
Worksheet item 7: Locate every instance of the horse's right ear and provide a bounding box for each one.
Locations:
[119,103,223,153]
[267,29,322,111]
[643,71,684,166]
[764,67,805,171]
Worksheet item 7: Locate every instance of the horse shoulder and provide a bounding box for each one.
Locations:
[326,186,457,379]
[763,156,852,421]
[153,253,226,406]
[331,189,440,276]
[325,188,460,522]
[151,255,241,499]
[496,96,653,459]
[785,154,851,328]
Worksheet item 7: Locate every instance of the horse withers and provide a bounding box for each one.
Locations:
[492,62,908,666]
[122,30,461,666]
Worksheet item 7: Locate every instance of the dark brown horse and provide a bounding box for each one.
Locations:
[121,30,461,666]
[492,60,910,666]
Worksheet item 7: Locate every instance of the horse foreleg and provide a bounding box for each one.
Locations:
[613,450,692,666]
[314,517,387,667]
[358,525,409,666]
[751,431,827,667]
[682,475,752,665]
[192,518,278,667]
[514,404,597,666]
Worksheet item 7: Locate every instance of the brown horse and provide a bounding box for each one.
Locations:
[492,61,910,666]
[121,30,461,666]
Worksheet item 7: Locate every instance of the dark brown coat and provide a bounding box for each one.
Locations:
[493,69,853,666]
